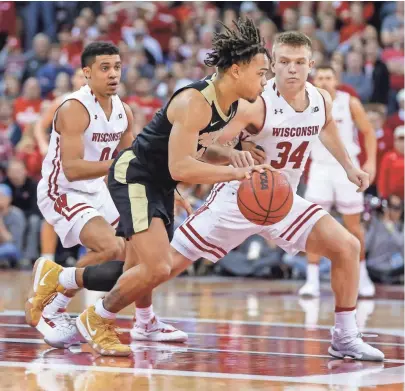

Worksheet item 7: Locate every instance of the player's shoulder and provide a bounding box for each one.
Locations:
[170,88,211,114]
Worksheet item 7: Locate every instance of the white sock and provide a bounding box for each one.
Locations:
[58,268,79,290]
[94,298,116,320]
[306,263,319,284]
[43,293,71,318]
[335,309,358,330]
[360,260,369,277]
[136,305,155,324]
[41,253,55,261]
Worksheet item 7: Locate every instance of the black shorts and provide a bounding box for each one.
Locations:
[108,148,175,240]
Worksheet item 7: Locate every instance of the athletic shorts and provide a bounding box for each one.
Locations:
[37,179,119,248]
[305,158,364,215]
[108,148,174,241]
[171,182,328,263]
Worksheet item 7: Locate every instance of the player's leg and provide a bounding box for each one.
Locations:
[76,217,173,356]
[341,213,375,297]
[40,221,58,261]
[268,195,383,361]
[300,163,333,297]
[305,216,383,361]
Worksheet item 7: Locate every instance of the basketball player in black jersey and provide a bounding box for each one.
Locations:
[64,18,269,356]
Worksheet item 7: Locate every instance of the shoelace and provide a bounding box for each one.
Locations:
[102,323,123,345]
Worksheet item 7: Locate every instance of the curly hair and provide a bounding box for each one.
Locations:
[204,18,270,71]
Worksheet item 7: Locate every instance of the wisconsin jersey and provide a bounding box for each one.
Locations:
[132,73,238,190]
[243,78,327,192]
[310,90,360,164]
[41,85,128,199]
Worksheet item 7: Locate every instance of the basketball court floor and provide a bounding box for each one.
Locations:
[0,270,403,390]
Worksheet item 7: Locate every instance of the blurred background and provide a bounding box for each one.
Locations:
[0,1,403,285]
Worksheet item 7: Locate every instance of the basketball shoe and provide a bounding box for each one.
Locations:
[25,257,65,327]
[130,317,188,342]
[328,327,384,361]
[76,305,131,356]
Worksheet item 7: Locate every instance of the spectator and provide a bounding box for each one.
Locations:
[381,26,404,93]
[385,89,404,135]
[0,98,21,147]
[378,125,404,200]
[366,195,404,283]
[0,36,25,80]
[316,13,340,55]
[381,1,404,48]
[282,8,299,31]
[342,51,373,102]
[365,40,390,104]
[129,49,155,79]
[36,44,73,97]
[123,18,163,65]
[124,67,141,95]
[0,183,26,266]
[3,158,41,261]
[259,19,278,52]
[21,33,50,82]
[166,36,186,67]
[50,72,71,99]
[1,74,21,100]
[340,2,367,43]
[20,2,56,51]
[127,77,162,123]
[197,26,214,65]
[298,16,316,40]
[13,77,42,131]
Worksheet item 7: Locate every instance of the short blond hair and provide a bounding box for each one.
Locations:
[272,31,312,60]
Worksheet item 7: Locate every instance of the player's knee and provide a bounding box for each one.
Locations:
[147,262,172,287]
[341,234,361,261]
[99,239,123,261]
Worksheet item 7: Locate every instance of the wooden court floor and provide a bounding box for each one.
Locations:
[0,271,403,390]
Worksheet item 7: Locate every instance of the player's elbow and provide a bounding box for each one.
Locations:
[169,159,191,182]
[62,161,78,182]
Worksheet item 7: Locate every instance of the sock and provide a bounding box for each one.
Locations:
[94,298,116,320]
[306,263,319,284]
[360,260,369,277]
[335,308,357,330]
[135,305,155,324]
[83,261,124,292]
[41,253,55,261]
[43,293,71,317]
[58,268,79,290]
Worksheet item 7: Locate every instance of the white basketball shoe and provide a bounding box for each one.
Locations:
[130,317,188,342]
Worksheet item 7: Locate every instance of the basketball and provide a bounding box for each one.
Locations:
[237,169,293,225]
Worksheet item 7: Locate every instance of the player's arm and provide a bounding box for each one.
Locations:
[318,88,369,192]
[115,102,135,151]
[168,90,265,184]
[34,97,63,155]
[58,100,113,182]
[350,96,377,182]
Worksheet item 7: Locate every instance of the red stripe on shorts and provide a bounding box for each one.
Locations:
[179,226,223,259]
[280,204,318,239]
[285,207,323,241]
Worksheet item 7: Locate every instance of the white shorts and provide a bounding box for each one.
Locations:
[37,179,119,248]
[171,182,328,263]
[305,159,364,215]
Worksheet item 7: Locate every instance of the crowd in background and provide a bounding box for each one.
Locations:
[0,1,403,282]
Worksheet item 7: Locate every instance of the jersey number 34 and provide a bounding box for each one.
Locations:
[270,141,309,169]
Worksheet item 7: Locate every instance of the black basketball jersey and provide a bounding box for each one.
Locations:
[132,74,239,190]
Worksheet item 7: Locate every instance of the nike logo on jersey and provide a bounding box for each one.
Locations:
[210,120,220,127]
[87,313,97,337]
[39,269,54,286]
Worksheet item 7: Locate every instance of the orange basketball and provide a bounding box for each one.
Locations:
[237,169,293,225]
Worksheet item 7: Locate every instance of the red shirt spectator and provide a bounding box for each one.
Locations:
[378,126,404,200]
[339,2,368,43]
[0,1,16,35]
[127,95,162,123]
[13,78,42,131]
[381,47,405,91]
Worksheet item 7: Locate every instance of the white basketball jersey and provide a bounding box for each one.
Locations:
[245,78,326,192]
[42,85,128,197]
[310,90,360,163]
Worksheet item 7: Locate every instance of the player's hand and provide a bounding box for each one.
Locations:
[241,141,267,164]
[174,191,193,215]
[346,166,370,193]
[229,149,255,168]
[233,164,276,181]
[361,160,376,184]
